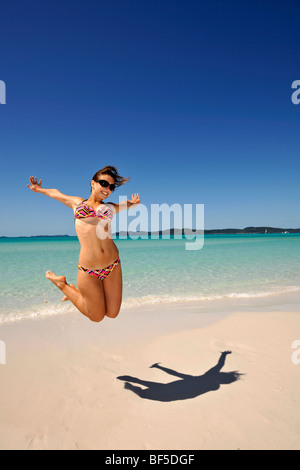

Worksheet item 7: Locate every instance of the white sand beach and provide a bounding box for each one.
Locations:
[0,298,300,450]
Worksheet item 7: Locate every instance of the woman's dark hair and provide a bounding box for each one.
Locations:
[92,166,130,189]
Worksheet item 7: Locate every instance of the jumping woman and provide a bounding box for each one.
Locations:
[27,166,140,323]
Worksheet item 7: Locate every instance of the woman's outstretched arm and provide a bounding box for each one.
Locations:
[109,193,141,213]
[27,176,83,209]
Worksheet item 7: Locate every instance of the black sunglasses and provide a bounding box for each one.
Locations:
[95,179,116,192]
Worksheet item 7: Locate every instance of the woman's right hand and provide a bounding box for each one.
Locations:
[27,176,42,192]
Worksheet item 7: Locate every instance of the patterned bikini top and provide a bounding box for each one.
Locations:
[74,200,114,221]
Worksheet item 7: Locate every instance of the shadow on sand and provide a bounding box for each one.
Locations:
[117,351,243,402]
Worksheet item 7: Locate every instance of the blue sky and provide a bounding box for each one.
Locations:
[0,0,299,236]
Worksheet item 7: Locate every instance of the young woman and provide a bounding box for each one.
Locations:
[27,166,140,323]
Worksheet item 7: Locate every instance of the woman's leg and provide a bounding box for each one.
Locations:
[62,283,77,301]
[102,261,123,318]
[76,270,107,322]
[45,271,106,322]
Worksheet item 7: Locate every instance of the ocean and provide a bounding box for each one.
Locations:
[0,234,299,322]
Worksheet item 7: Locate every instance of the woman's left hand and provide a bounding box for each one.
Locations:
[129,193,141,206]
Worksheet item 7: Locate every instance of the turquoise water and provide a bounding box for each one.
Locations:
[0,234,300,322]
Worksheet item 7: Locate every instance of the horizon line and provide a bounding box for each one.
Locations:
[1,226,300,238]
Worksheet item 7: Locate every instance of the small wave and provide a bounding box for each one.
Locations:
[121,286,300,308]
[0,302,77,324]
[1,285,299,323]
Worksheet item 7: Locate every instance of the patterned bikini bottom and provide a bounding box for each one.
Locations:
[78,257,120,280]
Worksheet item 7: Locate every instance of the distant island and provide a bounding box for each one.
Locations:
[0,234,72,238]
[205,226,300,234]
[1,227,299,238]
[115,226,300,236]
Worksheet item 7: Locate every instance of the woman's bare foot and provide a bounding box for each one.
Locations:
[61,283,76,302]
[45,271,67,290]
